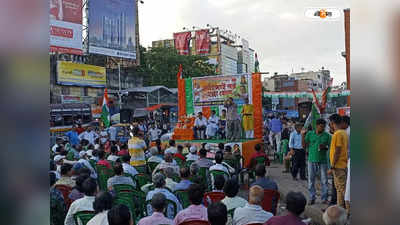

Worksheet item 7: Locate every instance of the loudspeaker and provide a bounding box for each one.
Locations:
[120,108,133,123]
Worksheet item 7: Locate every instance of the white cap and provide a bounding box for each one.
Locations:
[190,146,197,153]
[54,155,65,162]
[79,151,86,158]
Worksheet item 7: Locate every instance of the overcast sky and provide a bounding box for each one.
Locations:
[138,0,350,85]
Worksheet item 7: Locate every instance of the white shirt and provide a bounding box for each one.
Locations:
[208,115,219,127]
[79,131,99,145]
[78,158,97,179]
[122,162,139,177]
[87,210,109,225]
[148,128,162,141]
[209,163,230,175]
[164,147,177,154]
[194,117,207,127]
[221,196,248,211]
[52,144,59,153]
[233,203,273,225]
[107,155,120,162]
[186,153,199,161]
[108,126,117,141]
[64,195,95,225]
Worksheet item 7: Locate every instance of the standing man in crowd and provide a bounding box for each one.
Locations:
[194,112,207,139]
[148,123,162,143]
[128,127,147,170]
[302,118,331,205]
[289,123,306,181]
[328,114,348,209]
[224,97,241,141]
[78,126,99,145]
[269,115,282,153]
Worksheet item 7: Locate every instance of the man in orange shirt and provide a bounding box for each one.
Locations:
[328,114,348,208]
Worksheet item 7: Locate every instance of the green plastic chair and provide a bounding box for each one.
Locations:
[185,160,194,168]
[171,174,181,183]
[228,208,235,219]
[113,184,135,193]
[145,198,178,219]
[112,189,137,223]
[132,189,147,219]
[73,211,95,225]
[175,190,190,208]
[147,161,159,174]
[174,157,185,167]
[96,165,114,191]
[134,165,148,174]
[89,160,97,171]
[209,170,230,190]
[198,167,209,189]
[134,173,152,190]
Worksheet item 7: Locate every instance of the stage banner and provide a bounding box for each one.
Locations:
[174,32,191,55]
[185,78,194,115]
[252,73,263,138]
[192,74,252,107]
[195,29,210,54]
[50,0,83,55]
[88,0,137,59]
[57,61,106,87]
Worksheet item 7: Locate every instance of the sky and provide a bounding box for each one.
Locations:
[138,0,350,85]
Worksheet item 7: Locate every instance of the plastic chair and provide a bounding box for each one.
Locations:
[89,160,97,171]
[203,191,226,207]
[134,165,148,174]
[113,190,137,223]
[178,220,210,225]
[147,161,159,173]
[54,184,73,209]
[209,170,230,190]
[174,156,185,167]
[185,160,194,168]
[227,208,235,218]
[261,189,280,215]
[175,190,190,208]
[134,173,152,190]
[73,210,95,225]
[96,165,114,191]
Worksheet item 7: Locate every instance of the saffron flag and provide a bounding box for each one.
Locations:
[101,88,110,128]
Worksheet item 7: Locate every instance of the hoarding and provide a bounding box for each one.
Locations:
[57,61,106,87]
[192,74,252,106]
[195,30,210,54]
[88,0,137,59]
[173,32,191,55]
[50,0,83,55]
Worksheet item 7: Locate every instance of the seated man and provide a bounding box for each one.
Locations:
[164,167,178,191]
[205,174,225,206]
[209,151,235,178]
[152,153,180,176]
[206,110,219,139]
[121,154,138,178]
[138,193,173,225]
[221,179,248,211]
[246,144,270,169]
[107,163,135,191]
[174,167,193,191]
[165,140,177,155]
[107,146,120,162]
[193,112,207,139]
[64,178,97,225]
[232,185,273,225]
[55,164,75,188]
[147,147,163,163]
[195,148,214,168]
[251,164,278,215]
[107,204,133,225]
[207,202,228,225]
[265,191,307,225]
[146,173,182,219]
[96,151,111,169]
[87,191,113,225]
[173,183,208,224]
[186,146,200,162]
[223,145,235,161]
[174,145,186,163]
[322,205,348,225]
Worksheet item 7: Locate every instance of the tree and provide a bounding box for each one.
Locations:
[140,47,215,88]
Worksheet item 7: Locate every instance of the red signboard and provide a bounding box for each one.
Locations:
[173,32,191,55]
[195,29,210,54]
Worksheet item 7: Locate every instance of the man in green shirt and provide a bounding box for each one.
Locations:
[302,118,331,205]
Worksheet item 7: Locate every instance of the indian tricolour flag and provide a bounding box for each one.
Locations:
[101,88,110,128]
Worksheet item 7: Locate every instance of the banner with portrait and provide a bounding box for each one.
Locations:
[173,32,191,55]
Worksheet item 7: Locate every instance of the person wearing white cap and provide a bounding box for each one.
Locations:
[54,155,65,177]
[78,151,97,179]
[186,146,200,161]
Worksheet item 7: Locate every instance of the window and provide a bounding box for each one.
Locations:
[81,87,88,96]
[61,86,70,95]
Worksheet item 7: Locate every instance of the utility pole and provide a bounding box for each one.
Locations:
[344,8,350,106]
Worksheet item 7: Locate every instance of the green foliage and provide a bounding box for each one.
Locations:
[139,47,215,88]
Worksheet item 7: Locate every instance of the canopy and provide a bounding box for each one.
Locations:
[145,103,177,111]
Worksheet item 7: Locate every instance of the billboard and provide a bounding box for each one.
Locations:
[195,30,210,54]
[192,74,252,106]
[173,32,191,55]
[57,61,106,87]
[88,0,137,59]
[50,0,83,55]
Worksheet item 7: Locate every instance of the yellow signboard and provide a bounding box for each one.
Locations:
[57,61,106,87]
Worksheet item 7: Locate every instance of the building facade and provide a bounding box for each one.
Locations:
[289,67,331,91]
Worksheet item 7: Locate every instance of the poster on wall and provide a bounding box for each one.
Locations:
[88,0,137,59]
[173,32,191,55]
[50,0,83,55]
[57,61,106,87]
[195,29,210,54]
[192,74,252,106]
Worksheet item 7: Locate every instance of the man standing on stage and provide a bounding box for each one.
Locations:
[224,97,241,141]
[241,98,254,139]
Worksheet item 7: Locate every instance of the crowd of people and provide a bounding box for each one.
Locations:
[50,110,350,225]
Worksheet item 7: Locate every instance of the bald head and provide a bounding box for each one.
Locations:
[323,205,347,225]
[249,185,264,205]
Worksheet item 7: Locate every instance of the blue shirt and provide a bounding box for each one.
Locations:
[66,130,80,146]
[269,119,282,133]
[174,179,192,191]
[289,131,303,149]
[146,188,183,219]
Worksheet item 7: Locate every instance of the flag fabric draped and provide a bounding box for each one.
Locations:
[255,53,260,73]
[101,88,110,128]
[304,89,321,130]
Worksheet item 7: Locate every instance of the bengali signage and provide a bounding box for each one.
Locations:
[192,74,252,106]
[88,0,137,59]
[57,61,106,87]
[195,29,210,54]
[50,0,83,55]
[173,32,191,55]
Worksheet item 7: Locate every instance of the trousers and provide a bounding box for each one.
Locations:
[333,168,347,208]
[291,148,306,179]
[269,131,281,152]
[308,162,328,201]
[227,120,241,140]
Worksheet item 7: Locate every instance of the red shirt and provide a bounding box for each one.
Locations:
[247,151,270,168]
[97,160,111,169]
[117,149,129,156]
[174,153,186,162]
[76,127,85,135]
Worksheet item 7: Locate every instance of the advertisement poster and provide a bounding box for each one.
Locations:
[192,74,252,106]
[57,61,106,87]
[50,0,83,55]
[195,29,210,54]
[173,32,191,55]
[89,0,137,59]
